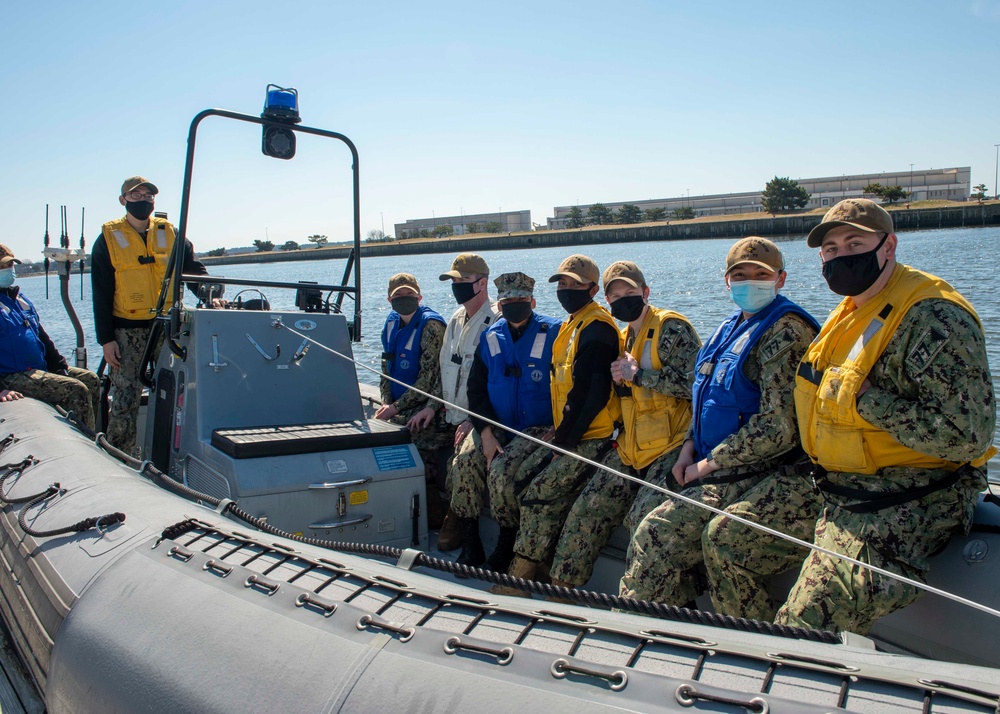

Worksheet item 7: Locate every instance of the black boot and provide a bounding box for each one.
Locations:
[456,518,485,567]
[484,527,517,573]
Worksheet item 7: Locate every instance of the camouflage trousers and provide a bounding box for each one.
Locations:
[550,446,680,587]
[449,426,549,520]
[716,467,983,634]
[619,470,766,606]
[0,366,101,430]
[107,327,162,455]
[702,473,819,622]
[485,428,552,527]
[508,438,615,564]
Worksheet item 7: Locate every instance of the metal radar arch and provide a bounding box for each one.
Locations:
[168,86,363,354]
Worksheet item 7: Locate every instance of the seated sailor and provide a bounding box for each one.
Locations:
[0,244,101,429]
[704,199,996,634]
[620,237,818,607]
[446,272,560,570]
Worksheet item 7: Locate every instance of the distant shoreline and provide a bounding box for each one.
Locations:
[200,201,1000,267]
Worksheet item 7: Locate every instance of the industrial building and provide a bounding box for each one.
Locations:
[395,209,531,238]
[546,167,972,229]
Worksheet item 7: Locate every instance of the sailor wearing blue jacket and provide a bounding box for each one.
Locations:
[445,272,560,568]
[620,237,819,606]
[0,244,100,428]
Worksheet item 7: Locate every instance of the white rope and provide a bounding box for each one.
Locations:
[277,319,1000,622]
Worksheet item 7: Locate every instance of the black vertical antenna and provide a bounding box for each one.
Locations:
[43,205,50,298]
[79,207,86,300]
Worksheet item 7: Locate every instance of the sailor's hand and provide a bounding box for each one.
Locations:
[103,341,122,370]
[481,427,504,469]
[681,457,719,486]
[857,378,872,399]
[618,353,639,382]
[374,403,399,421]
[454,419,473,448]
[0,389,23,402]
[671,440,696,484]
[407,406,436,431]
[211,298,228,309]
[610,357,625,384]
[541,428,555,443]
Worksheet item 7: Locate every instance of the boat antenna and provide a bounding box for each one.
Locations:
[43,204,49,299]
[79,207,86,300]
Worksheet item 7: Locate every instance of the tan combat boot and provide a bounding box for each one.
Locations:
[488,555,536,598]
[436,509,461,551]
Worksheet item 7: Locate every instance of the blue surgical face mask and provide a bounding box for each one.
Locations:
[729,279,776,313]
[0,267,15,289]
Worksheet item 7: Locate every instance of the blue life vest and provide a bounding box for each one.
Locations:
[381,305,445,401]
[691,294,818,459]
[0,291,47,375]
[480,312,561,432]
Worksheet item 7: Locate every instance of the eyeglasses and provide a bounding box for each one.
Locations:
[124,191,156,201]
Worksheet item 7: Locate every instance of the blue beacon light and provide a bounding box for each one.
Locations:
[261,84,301,159]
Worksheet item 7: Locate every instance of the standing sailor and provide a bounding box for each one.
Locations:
[0,244,100,428]
[407,254,498,529]
[620,238,818,606]
[549,260,700,591]
[704,200,996,633]
[91,176,211,454]
[490,255,621,595]
[446,272,560,567]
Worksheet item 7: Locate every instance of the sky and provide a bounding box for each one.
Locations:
[2,0,999,262]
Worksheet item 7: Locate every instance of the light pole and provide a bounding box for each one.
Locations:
[994,144,999,200]
[380,212,384,235]
[909,163,914,199]
[686,188,690,208]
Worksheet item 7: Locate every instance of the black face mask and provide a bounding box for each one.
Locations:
[821,232,889,297]
[125,200,155,221]
[500,301,533,324]
[610,294,645,322]
[451,281,479,305]
[390,296,419,316]
[556,287,593,314]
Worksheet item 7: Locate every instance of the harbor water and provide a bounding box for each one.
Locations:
[18,226,1000,462]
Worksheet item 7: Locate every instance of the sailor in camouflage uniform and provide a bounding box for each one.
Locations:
[0,244,100,428]
[704,199,996,634]
[448,272,560,569]
[620,238,819,606]
[375,273,451,525]
[549,261,700,590]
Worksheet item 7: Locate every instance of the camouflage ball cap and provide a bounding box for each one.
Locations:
[548,254,601,285]
[494,272,535,300]
[602,260,646,292]
[0,244,21,267]
[120,176,159,196]
[439,253,490,280]
[807,198,894,247]
[388,273,420,297]
[725,237,784,274]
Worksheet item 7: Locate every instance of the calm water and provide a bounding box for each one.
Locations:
[20,226,1000,458]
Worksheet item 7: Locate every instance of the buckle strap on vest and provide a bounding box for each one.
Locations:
[814,465,970,514]
[697,465,760,486]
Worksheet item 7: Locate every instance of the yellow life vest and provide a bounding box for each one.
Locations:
[795,263,995,474]
[550,300,620,442]
[101,216,176,319]
[616,306,693,469]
